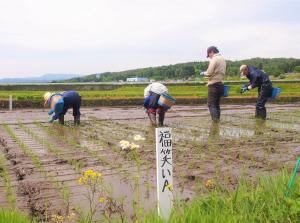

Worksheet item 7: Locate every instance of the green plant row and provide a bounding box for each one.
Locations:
[0,153,16,208]
[3,124,71,211]
[0,82,300,100]
[19,123,83,172]
[0,209,35,223]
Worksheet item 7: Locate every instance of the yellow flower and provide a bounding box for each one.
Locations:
[165,183,173,191]
[205,179,215,189]
[99,197,105,203]
[78,170,102,185]
[67,212,75,220]
[51,214,64,223]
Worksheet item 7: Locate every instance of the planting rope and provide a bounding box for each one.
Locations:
[285,157,300,197]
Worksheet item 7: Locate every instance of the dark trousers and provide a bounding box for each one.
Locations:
[62,91,81,117]
[207,82,224,122]
[256,83,272,119]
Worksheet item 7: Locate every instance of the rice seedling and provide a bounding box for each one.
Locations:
[0,153,16,208]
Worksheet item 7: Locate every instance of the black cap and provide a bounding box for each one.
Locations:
[207,46,219,58]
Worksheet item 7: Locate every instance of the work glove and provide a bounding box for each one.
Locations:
[240,84,248,94]
[48,117,54,123]
[200,71,205,76]
[48,109,54,115]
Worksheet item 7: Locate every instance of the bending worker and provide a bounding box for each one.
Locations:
[201,46,226,122]
[240,65,272,119]
[143,82,168,126]
[43,91,81,125]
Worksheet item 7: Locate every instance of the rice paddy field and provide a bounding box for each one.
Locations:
[0,82,300,101]
[0,103,300,222]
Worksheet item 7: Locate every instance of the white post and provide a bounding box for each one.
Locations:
[9,95,12,111]
[156,127,173,220]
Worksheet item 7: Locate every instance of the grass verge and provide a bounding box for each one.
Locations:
[143,171,300,223]
[0,209,35,223]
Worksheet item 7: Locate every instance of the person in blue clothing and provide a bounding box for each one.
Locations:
[240,65,273,119]
[143,82,168,126]
[44,91,81,125]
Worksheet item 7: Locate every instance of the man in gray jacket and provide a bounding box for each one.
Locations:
[201,46,226,122]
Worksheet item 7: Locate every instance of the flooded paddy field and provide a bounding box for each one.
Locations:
[0,103,299,221]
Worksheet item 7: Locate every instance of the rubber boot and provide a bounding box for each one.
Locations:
[255,107,259,118]
[158,113,165,127]
[74,115,80,125]
[209,106,219,123]
[255,107,266,120]
[262,107,267,120]
[148,113,157,126]
[58,116,64,125]
[216,106,221,120]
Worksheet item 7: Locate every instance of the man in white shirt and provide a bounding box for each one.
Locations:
[143,82,168,126]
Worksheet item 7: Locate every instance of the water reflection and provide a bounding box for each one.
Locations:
[255,119,266,136]
[208,122,220,145]
[146,126,156,144]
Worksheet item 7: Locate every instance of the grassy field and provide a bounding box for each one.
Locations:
[0,82,299,101]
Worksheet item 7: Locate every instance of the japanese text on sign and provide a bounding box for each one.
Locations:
[156,127,173,220]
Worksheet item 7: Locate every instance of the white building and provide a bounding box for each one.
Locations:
[126,77,149,82]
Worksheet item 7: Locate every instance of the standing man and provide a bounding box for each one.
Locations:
[143,82,168,126]
[201,46,226,122]
[240,65,273,119]
[44,91,81,125]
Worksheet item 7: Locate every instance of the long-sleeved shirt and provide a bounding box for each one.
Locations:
[246,66,272,89]
[204,53,226,85]
[48,94,64,121]
[48,91,81,121]
[144,83,168,98]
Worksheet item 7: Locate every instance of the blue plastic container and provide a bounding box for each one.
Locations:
[271,87,281,99]
[223,85,230,97]
[158,93,176,109]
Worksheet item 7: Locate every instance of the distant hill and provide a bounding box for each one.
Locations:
[0,73,81,83]
[55,58,300,83]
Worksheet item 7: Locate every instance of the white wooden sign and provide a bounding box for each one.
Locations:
[156,127,173,220]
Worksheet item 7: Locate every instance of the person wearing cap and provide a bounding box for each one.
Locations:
[200,46,226,122]
[43,91,81,125]
[143,82,168,126]
[240,65,272,119]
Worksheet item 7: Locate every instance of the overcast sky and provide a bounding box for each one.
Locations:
[0,0,299,77]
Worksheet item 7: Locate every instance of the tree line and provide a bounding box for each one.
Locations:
[55,58,300,83]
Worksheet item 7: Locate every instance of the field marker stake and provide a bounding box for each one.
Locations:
[9,95,12,111]
[156,127,173,220]
[285,157,300,197]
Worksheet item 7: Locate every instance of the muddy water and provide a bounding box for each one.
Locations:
[0,104,299,221]
[0,103,298,124]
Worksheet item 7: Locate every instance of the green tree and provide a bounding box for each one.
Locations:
[294,66,300,73]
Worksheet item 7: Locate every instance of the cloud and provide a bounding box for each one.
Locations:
[0,0,299,77]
